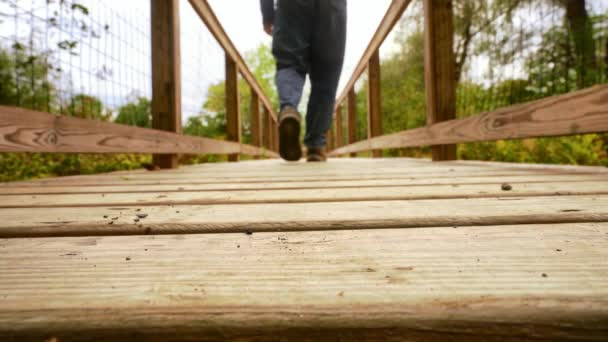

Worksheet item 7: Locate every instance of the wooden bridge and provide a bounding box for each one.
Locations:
[1,0,607,340]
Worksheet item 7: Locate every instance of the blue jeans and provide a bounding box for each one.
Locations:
[272,0,347,148]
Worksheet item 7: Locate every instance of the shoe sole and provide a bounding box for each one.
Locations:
[279,116,302,162]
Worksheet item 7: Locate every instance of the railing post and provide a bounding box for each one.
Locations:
[151,0,181,169]
[327,125,335,151]
[225,53,241,162]
[274,120,279,152]
[263,106,271,156]
[424,0,457,161]
[347,88,357,158]
[367,48,382,158]
[250,89,261,159]
[336,104,343,149]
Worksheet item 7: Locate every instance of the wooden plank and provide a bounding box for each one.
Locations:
[151,0,182,169]
[1,170,577,189]
[367,49,383,158]
[1,195,607,237]
[2,174,606,195]
[1,224,607,340]
[187,0,277,122]
[330,85,608,156]
[423,0,457,161]
[0,106,275,157]
[335,105,343,148]
[328,125,335,150]
[3,181,607,209]
[2,162,598,186]
[335,0,413,108]
[225,54,240,162]
[347,89,357,157]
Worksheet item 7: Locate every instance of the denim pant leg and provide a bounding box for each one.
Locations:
[304,0,347,148]
[272,0,313,110]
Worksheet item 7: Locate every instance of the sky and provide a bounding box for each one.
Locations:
[208,0,393,90]
[0,0,394,120]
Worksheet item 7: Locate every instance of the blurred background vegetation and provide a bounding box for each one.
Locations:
[0,0,606,182]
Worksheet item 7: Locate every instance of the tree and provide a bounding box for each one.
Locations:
[189,44,278,142]
[65,94,109,121]
[115,97,152,128]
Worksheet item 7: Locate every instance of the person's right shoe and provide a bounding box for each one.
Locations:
[306,147,327,162]
[278,106,302,162]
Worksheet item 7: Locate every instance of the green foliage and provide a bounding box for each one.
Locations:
[0,153,151,182]
[353,0,608,166]
[185,43,278,144]
[115,97,152,128]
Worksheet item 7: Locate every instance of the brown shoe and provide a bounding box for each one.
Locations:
[278,106,302,162]
[307,147,327,162]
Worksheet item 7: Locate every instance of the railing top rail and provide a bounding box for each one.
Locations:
[334,0,413,109]
[188,0,278,122]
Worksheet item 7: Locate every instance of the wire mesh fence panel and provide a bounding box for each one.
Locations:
[456,0,608,117]
[453,0,608,165]
[0,0,152,123]
[0,0,155,181]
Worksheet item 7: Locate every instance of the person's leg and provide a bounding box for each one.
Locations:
[272,0,314,161]
[304,0,347,149]
[272,0,313,110]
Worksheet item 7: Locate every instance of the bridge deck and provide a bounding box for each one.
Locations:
[1,158,607,340]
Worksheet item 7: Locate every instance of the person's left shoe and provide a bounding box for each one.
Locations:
[278,106,302,162]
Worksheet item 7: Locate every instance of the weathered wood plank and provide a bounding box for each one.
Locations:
[1,195,606,237]
[331,85,608,156]
[0,169,570,188]
[0,106,276,157]
[423,0,457,161]
[151,0,182,169]
[2,181,607,208]
[187,0,277,122]
[335,0,413,108]
[1,224,607,340]
[2,174,605,195]
[2,167,601,189]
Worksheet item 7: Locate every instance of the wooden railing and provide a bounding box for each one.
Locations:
[328,0,608,160]
[0,0,279,169]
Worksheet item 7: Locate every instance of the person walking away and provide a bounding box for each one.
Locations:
[260,0,347,162]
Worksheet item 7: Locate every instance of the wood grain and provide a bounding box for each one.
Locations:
[151,0,182,169]
[0,106,277,157]
[423,0,457,161]
[2,195,607,237]
[331,85,608,156]
[3,174,605,195]
[2,181,607,209]
[1,224,607,340]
